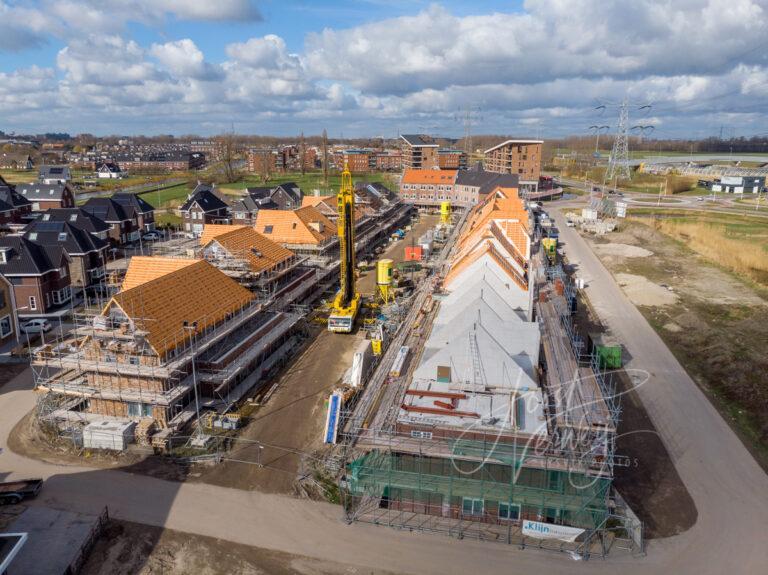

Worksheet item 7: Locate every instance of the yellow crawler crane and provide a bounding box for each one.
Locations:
[327,164,361,333]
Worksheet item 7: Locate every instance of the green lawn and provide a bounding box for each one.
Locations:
[220,171,396,196]
[138,183,192,208]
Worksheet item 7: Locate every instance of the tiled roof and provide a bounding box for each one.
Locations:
[0,236,67,276]
[110,259,254,357]
[16,182,70,201]
[301,195,335,208]
[179,188,229,212]
[39,208,110,234]
[400,134,438,147]
[199,224,246,247]
[121,256,198,291]
[254,206,336,246]
[204,226,294,274]
[401,169,457,185]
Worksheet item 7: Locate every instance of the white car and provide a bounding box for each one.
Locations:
[21,319,52,334]
[142,231,162,241]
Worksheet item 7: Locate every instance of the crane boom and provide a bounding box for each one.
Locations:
[328,163,361,333]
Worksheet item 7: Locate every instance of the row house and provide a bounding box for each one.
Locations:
[114,151,206,172]
[0,236,72,316]
[24,220,108,291]
[35,257,303,430]
[0,153,34,170]
[453,171,520,206]
[398,169,458,206]
[254,206,338,258]
[38,208,111,243]
[231,187,277,224]
[16,182,76,211]
[81,193,155,246]
[0,182,33,226]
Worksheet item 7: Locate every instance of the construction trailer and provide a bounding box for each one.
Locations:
[338,190,640,558]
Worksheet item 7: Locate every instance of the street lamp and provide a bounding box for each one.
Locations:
[183,320,203,438]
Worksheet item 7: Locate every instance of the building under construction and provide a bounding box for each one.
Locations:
[32,257,304,448]
[339,187,640,558]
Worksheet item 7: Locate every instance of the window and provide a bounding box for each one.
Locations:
[58,232,67,241]
[128,356,140,365]
[410,430,433,439]
[127,402,153,417]
[28,232,37,241]
[499,502,520,521]
[263,225,273,234]
[69,214,77,222]
[0,315,11,337]
[0,290,4,308]
[462,497,484,516]
[60,266,67,279]
[28,296,37,311]
[547,471,561,492]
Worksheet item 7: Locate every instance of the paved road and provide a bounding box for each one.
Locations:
[1,212,767,573]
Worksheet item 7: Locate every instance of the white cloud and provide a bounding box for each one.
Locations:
[0,1,767,136]
[151,39,223,81]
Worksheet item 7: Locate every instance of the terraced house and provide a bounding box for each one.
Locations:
[34,257,303,437]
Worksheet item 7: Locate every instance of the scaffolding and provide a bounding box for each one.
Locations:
[333,227,641,558]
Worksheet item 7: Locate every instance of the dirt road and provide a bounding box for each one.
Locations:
[199,328,361,494]
[357,214,439,295]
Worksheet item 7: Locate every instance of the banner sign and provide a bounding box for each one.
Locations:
[522,520,585,542]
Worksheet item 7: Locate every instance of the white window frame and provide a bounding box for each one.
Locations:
[462,497,484,517]
[28,296,37,311]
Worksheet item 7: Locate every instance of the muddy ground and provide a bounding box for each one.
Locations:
[570,284,697,539]
[81,520,400,575]
[582,220,768,473]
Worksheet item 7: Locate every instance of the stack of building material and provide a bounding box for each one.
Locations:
[134,418,156,446]
[83,420,136,451]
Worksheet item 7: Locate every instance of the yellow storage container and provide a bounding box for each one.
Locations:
[377,259,394,286]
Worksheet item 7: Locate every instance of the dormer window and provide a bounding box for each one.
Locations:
[28,232,37,240]
[0,247,10,263]
[58,232,67,241]
[42,214,50,221]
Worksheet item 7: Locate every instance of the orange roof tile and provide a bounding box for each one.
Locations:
[204,226,294,274]
[401,169,458,185]
[301,195,335,208]
[200,224,249,247]
[121,256,198,291]
[110,259,254,358]
[254,206,336,246]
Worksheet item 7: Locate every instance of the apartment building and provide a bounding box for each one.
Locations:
[400,134,439,169]
[438,149,468,170]
[483,140,543,192]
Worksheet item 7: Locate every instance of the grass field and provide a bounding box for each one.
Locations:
[139,183,192,208]
[219,171,396,196]
[628,210,768,289]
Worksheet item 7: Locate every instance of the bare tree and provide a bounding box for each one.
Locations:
[216,132,238,183]
[300,132,307,176]
[322,128,329,188]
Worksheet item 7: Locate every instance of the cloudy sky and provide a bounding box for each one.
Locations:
[1,0,767,138]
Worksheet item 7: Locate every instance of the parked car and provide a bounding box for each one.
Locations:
[0,479,43,505]
[21,319,52,334]
[566,219,575,227]
[142,231,162,241]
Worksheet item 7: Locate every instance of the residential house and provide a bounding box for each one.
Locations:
[16,182,76,211]
[269,182,303,210]
[301,195,338,220]
[35,257,303,428]
[453,170,519,206]
[38,165,72,184]
[398,169,458,206]
[96,162,122,179]
[0,236,72,316]
[111,193,155,232]
[24,220,108,292]
[231,187,277,224]
[81,197,141,245]
[0,273,19,349]
[0,153,34,170]
[254,206,337,257]
[179,185,230,235]
[200,225,300,294]
[38,208,111,243]
[0,183,33,224]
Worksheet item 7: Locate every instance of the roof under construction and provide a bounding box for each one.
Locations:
[254,205,336,246]
[109,258,254,357]
[201,224,295,274]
